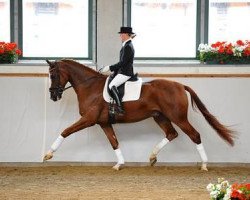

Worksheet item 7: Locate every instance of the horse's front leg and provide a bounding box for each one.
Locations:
[43,116,94,161]
[100,123,124,170]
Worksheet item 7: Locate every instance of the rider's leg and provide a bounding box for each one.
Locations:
[110,86,124,114]
[109,74,130,114]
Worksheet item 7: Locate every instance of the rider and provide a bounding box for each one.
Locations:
[100,26,135,115]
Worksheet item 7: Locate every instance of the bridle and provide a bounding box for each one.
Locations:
[49,62,72,100]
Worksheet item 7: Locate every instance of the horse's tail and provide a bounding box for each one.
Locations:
[184,85,235,146]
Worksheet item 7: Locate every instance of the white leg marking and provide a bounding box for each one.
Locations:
[149,138,169,166]
[152,138,169,156]
[50,135,64,152]
[113,148,124,170]
[196,143,208,171]
[43,135,64,161]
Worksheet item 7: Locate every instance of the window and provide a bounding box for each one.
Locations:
[22,1,90,58]
[130,0,198,58]
[129,0,250,59]
[0,0,10,42]
[208,1,250,43]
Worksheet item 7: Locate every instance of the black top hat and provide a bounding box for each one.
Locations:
[118,26,135,34]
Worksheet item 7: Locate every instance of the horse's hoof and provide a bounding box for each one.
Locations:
[43,152,53,161]
[112,164,123,171]
[149,156,157,166]
[201,163,208,171]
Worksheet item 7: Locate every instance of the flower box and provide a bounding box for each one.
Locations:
[0,42,21,64]
[198,40,250,65]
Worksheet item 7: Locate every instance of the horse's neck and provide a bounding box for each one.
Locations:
[67,66,105,94]
[61,60,106,98]
[64,64,95,85]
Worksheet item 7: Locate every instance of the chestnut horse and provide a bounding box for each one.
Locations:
[43,59,235,170]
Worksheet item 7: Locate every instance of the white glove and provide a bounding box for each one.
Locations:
[100,65,110,73]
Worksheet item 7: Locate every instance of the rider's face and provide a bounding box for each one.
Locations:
[120,33,130,42]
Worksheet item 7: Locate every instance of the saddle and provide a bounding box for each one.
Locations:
[103,73,142,103]
[103,73,142,124]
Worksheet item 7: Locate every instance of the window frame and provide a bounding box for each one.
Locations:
[10,0,94,61]
[10,0,14,42]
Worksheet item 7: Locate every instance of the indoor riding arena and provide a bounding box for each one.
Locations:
[0,1,250,200]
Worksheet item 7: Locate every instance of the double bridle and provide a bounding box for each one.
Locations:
[49,63,72,100]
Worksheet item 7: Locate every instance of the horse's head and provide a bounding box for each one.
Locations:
[46,60,67,101]
[47,59,105,101]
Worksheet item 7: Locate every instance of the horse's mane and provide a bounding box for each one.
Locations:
[60,59,104,77]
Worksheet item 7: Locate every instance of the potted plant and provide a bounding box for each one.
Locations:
[0,41,22,64]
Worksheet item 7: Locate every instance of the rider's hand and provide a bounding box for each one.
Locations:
[100,66,110,73]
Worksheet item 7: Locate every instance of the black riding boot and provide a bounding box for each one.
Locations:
[110,86,125,115]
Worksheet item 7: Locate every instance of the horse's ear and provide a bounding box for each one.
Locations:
[46,59,51,65]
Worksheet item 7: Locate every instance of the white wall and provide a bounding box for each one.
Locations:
[0,77,46,162]
[0,74,249,164]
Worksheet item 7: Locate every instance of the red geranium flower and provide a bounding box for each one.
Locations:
[231,183,250,200]
[15,49,22,55]
[237,40,245,46]
[231,190,243,199]
[218,46,225,53]
[243,46,250,56]
[211,41,225,48]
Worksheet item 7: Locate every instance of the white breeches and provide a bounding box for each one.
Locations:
[109,74,131,89]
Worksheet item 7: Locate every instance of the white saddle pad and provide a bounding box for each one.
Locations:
[103,76,142,102]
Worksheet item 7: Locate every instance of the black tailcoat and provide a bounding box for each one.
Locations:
[109,40,134,76]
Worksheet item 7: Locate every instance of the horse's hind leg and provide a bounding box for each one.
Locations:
[150,113,178,166]
[177,120,208,171]
[100,123,124,170]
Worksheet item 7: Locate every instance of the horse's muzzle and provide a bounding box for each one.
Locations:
[49,87,63,101]
[51,95,61,101]
[50,92,62,101]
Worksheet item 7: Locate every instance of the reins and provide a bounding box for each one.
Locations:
[63,85,73,91]
[63,76,102,92]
